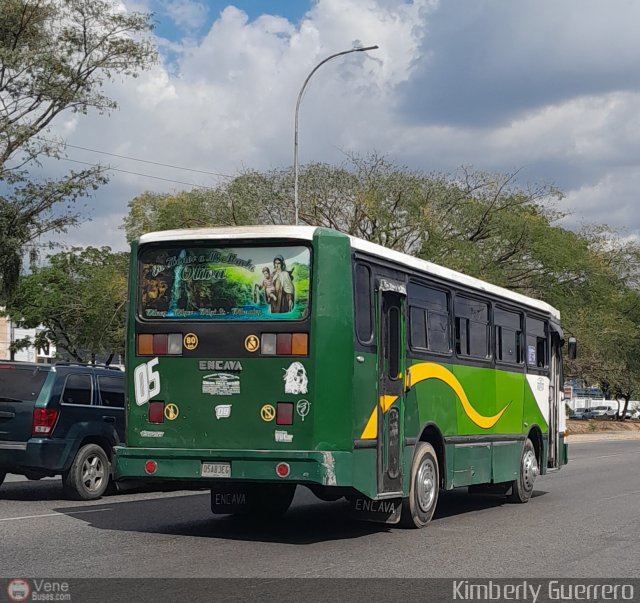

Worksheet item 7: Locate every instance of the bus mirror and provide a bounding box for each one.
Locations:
[567,337,577,360]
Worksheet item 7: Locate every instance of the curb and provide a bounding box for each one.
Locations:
[567,432,640,443]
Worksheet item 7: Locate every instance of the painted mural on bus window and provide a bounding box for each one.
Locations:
[139,246,311,320]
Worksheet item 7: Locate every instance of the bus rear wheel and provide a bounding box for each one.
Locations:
[508,438,538,503]
[400,442,439,529]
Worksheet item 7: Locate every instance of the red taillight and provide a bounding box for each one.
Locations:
[276,333,292,355]
[32,408,59,436]
[145,460,157,475]
[148,401,165,424]
[276,463,290,478]
[153,334,168,355]
[0,364,15,370]
[276,402,294,425]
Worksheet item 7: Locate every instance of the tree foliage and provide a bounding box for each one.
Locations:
[5,246,128,361]
[123,154,640,409]
[0,0,155,299]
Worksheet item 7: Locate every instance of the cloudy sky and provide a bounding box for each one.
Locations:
[42,0,640,250]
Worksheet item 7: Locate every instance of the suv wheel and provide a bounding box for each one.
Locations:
[63,444,110,500]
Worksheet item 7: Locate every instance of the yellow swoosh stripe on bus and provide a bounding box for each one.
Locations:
[360,362,511,439]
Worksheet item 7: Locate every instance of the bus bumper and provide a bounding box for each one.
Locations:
[560,433,568,466]
[114,446,354,488]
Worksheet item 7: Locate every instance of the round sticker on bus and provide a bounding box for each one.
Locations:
[184,333,199,350]
[165,403,180,420]
[245,335,260,353]
[260,404,276,422]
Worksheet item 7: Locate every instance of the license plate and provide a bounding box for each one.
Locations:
[201,462,231,478]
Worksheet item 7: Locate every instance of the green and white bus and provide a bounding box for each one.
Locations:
[115,226,572,528]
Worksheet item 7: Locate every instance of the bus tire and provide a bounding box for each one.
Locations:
[62,444,110,501]
[508,438,538,504]
[400,442,439,529]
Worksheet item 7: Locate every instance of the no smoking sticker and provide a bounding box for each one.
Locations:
[245,335,260,352]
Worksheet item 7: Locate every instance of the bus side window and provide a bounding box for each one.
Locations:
[526,317,548,368]
[455,296,490,359]
[494,308,524,364]
[407,282,451,354]
[354,263,373,344]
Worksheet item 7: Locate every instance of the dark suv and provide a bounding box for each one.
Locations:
[0,361,125,500]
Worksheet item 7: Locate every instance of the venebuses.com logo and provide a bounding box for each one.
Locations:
[6,579,30,602]
[5,579,71,602]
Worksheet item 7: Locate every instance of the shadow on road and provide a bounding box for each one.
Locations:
[54,492,390,545]
[48,485,548,545]
[434,488,547,520]
[0,478,67,501]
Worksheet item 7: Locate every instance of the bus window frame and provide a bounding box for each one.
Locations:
[136,240,314,323]
[524,313,550,374]
[406,279,453,359]
[494,304,525,368]
[453,292,492,363]
[354,261,375,346]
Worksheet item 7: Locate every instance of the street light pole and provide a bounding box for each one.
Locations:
[293,45,379,225]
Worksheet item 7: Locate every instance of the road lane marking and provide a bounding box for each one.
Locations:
[599,490,640,502]
[0,509,111,522]
[569,451,640,461]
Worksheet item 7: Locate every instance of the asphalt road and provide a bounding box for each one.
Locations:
[1,439,639,579]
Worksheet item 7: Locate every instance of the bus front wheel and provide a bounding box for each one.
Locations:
[400,442,440,529]
[508,438,538,503]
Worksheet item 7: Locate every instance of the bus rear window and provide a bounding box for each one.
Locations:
[138,244,311,321]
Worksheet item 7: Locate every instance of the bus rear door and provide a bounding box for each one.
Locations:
[377,279,406,497]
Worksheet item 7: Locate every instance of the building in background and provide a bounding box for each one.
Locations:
[0,311,56,363]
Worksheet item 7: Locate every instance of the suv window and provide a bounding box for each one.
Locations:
[61,374,93,406]
[98,376,125,408]
[0,365,48,401]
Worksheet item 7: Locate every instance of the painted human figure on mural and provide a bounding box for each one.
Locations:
[271,255,294,313]
[254,267,277,304]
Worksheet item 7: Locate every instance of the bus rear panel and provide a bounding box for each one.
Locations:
[115,228,371,500]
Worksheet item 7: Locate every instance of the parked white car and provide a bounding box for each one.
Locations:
[572,408,589,420]
[583,405,613,419]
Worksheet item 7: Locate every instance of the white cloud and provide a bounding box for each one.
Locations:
[37,0,640,251]
[162,0,208,30]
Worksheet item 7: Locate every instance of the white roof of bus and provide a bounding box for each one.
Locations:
[139,226,560,319]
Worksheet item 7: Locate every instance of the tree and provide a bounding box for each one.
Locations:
[122,154,640,406]
[5,246,128,361]
[0,0,155,298]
